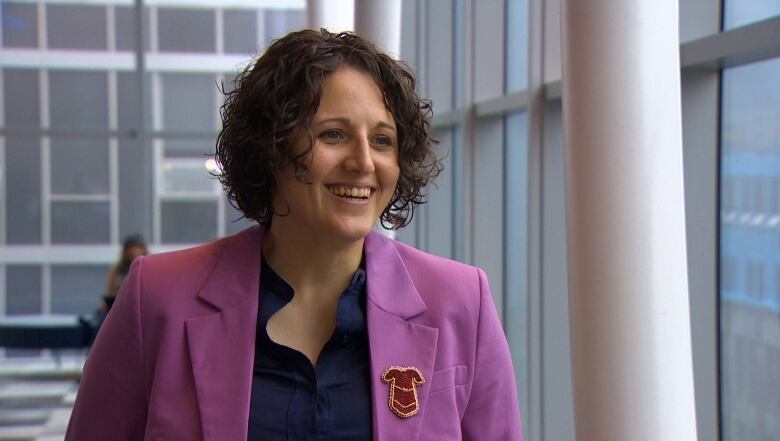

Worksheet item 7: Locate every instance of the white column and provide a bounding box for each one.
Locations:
[561,1,698,440]
[354,0,402,58]
[306,0,354,32]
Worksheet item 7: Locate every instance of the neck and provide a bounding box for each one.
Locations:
[261,220,365,300]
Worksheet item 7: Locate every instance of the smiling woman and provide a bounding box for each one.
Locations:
[65,29,524,441]
[272,67,401,246]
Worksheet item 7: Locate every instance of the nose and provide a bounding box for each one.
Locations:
[344,135,375,173]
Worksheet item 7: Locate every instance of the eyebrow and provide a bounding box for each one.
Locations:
[313,117,397,132]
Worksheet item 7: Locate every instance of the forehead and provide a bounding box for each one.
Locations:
[315,67,395,125]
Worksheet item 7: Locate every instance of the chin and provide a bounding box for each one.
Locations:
[328,221,376,243]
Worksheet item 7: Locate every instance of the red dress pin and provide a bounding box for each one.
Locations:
[381,366,425,418]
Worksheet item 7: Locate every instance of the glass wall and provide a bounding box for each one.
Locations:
[0,1,305,321]
[723,0,780,29]
[399,0,779,440]
[719,57,780,441]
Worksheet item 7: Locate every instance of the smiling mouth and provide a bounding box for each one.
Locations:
[326,185,373,200]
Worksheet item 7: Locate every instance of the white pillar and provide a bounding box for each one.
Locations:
[354,0,402,58]
[562,1,698,440]
[306,0,354,32]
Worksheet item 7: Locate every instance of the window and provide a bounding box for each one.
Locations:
[719,57,780,441]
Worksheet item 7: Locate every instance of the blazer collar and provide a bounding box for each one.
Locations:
[186,226,263,441]
[187,227,437,441]
[364,231,427,319]
[364,231,438,441]
[196,226,264,311]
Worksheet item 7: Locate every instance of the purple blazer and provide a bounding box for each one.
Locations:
[66,226,523,441]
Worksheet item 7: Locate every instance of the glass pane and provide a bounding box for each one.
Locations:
[451,126,464,261]
[473,0,505,101]
[426,0,454,112]
[3,68,39,127]
[473,118,505,312]
[47,4,107,50]
[157,8,215,53]
[453,0,464,107]
[504,111,529,420]
[224,9,257,55]
[119,138,151,241]
[6,265,42,315]
[51,265,108,315]
[162,138,213,157]
[115,6,149,52]
[5,136,41,244]
[224,198,255,235]
[720,58,780,441]
[49,71,108,130]
[425,129,453,258]
[723,0,780,30]
[51,201,111,244]
[1,3,38,48]
[161,201,217,244]
[50,137,110,194]
[160,156,217,194]
[263,9,306,42]
[117,72,140,130]
[506,0,529,92]
[161,74,216,132]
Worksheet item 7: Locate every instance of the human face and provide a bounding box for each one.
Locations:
[272,67,400,244]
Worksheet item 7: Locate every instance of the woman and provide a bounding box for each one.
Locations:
[102,234,148,313]
[66,29,522,441]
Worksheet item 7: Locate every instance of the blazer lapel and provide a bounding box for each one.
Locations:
[365,232,439,441]
[185,227,263,441]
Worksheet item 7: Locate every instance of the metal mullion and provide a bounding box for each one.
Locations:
[150,4,164,245]
[160,193,220,202]
[526,0,545,437]
[431,108,467,130]
[0,63,4,322]
[49,194,113,202]
[417,0,428,251]
[38,0,52,319]
[108,3,120,244]
[0,127,137,138]
[0,69,6,248]
[215,7,225,237]
[152,138,163,244]
[215,70,225,236]
[475,89,530,118]
[681,15,780,70]
[543,80,561,101]
[0,136,5,323]
[459,0,475,265]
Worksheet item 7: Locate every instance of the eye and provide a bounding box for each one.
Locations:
[319,129,344,143]
[372,135,394,148]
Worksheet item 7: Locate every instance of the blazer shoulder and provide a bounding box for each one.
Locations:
[139,236,227,289]
[389,239,486,309]
[391,239,481,283]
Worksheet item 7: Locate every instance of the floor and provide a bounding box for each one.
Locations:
[0,355,84,441]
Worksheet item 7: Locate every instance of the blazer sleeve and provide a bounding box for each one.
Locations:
[65,257,149,441]
[461,268,524,441]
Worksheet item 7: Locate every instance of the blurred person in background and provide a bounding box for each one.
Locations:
[65,29,523,441]
[102,234,148,314]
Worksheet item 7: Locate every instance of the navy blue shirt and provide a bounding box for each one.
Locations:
[247,259,373,440]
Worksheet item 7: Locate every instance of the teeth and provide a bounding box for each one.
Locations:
[328,186,371,199]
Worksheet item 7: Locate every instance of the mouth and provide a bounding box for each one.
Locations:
[326,185,373,201]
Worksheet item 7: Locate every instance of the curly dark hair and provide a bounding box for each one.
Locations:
[215,28,440,230]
